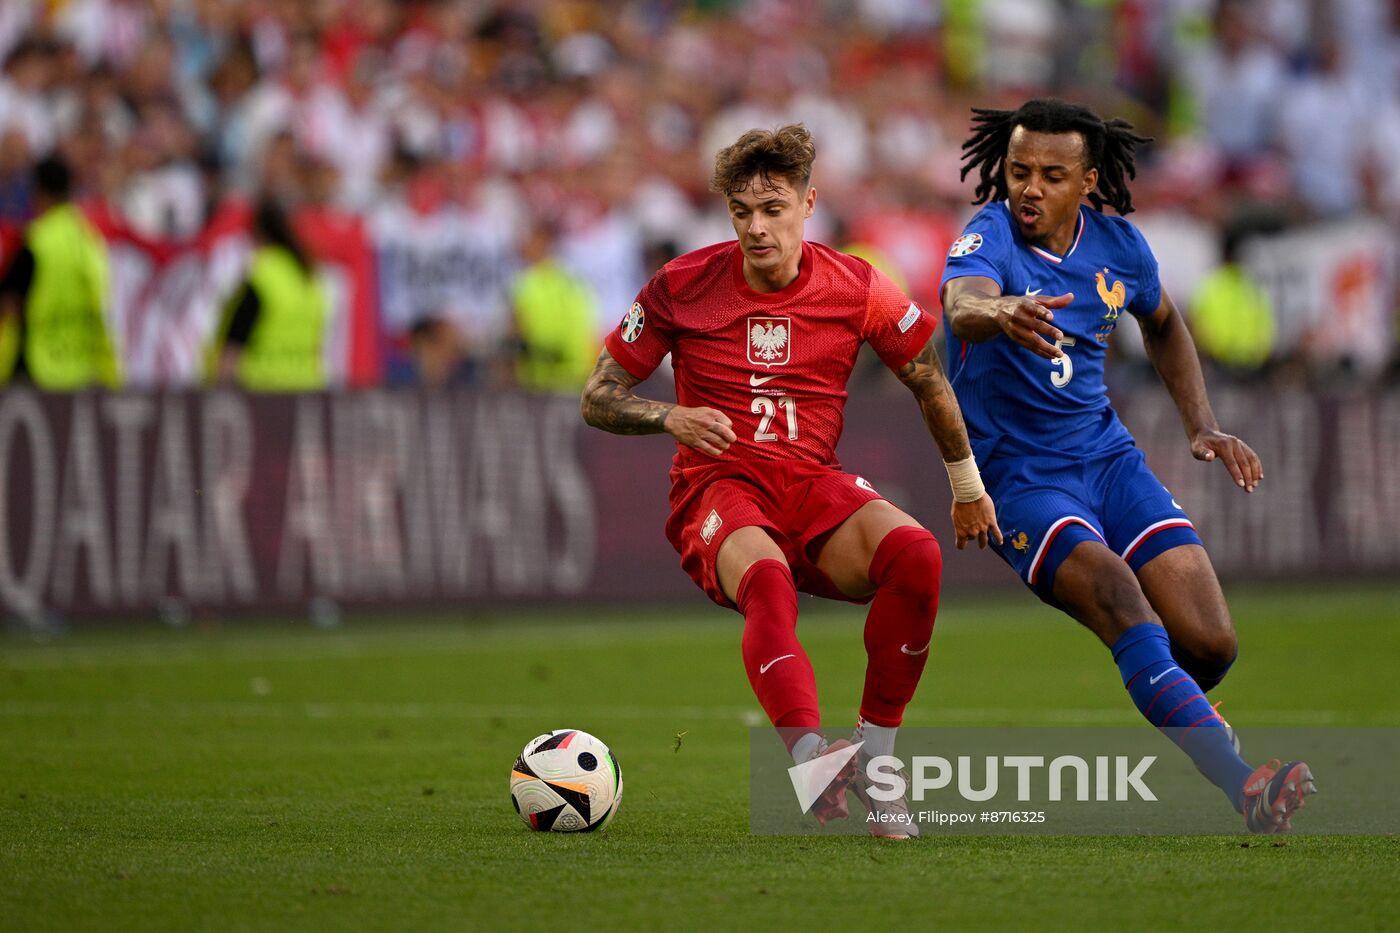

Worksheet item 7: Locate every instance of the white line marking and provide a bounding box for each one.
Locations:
[0,700,1384,727]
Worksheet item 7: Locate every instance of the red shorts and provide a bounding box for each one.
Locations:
[664,459,886,609]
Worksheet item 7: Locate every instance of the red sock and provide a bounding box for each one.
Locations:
[859,526,942,727]
[737,559,819,746]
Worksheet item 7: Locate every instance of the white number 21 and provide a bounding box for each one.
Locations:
[752,396,798,442]
[1050,336,1076,388]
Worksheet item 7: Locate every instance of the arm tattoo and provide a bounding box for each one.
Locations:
[895,340,973,462]
[580,349,675,436]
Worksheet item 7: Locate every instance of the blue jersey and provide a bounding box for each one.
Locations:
[939,202,1162,459]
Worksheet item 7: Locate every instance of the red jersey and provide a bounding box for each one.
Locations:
[604,240,936,471]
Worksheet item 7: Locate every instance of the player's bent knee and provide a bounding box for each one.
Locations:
[716,526,786,603]
[870,526,942,613]
[1170,625,1238,693]
[1161,595,1237,664]
[1178,626,1239,669]
[1086,582,1151,634]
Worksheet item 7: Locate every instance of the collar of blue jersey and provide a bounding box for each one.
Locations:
[1006,203,1085,265]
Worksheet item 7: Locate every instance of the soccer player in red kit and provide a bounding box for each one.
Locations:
[581,125,999,837]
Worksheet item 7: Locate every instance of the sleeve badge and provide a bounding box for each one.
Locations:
[620,303,645,342]
[949,233,983,257]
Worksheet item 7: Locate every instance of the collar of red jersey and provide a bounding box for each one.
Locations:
[731,241,815,302]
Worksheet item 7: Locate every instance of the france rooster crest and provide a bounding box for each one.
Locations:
[747,316,791,367]
[1094,268,1126,343]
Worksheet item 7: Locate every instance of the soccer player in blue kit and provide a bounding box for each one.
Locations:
[940,99,1315,833]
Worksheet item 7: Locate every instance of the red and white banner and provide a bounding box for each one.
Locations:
[82,200,381,388]
[1242,217,1397,375]
[86,199,250,386]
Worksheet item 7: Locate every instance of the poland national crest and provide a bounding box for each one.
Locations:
[747,316,791,367]
[700,509,722,544]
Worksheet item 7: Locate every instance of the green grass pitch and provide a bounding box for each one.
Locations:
[2,584,1398,930]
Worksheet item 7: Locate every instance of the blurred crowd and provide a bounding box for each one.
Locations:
[0,0,1398,392]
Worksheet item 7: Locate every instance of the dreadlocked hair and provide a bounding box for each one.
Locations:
[959,98,1151,215]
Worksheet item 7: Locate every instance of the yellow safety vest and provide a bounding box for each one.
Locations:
[513,259,598,393]
[14,204,118,389]
[222,245,327,392]
[1190,265,1275,369]
[841,241,909,293]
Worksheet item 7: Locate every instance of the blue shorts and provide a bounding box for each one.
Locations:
[984,443,1202,602]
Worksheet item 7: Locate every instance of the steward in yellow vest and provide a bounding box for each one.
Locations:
[1190,220,1276,373]
[1190,263,1275,371]
[0,156,119,388]
[511,221,599,392]
[211,200,327,391]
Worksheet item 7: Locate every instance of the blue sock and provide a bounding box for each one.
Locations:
[1113,623,1252,811]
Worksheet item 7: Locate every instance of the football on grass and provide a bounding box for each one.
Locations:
[510,729,623,832]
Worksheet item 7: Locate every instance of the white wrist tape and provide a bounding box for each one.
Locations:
[944,454,985,503]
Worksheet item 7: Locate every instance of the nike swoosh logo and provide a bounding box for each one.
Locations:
[759,654,796,674]
[1149,666,1180,685]
[1025,287,1043,297]
[900,643,929,656]
[750,373,778,386]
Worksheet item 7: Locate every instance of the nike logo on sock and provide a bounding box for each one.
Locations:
[900,643,930,656]
[1148,666,1181,685]
[759,654,796,674]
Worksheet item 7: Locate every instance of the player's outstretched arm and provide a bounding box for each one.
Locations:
[941,275,1073,360]
[894,338,1003,550]
[579,349,737,457]
[1137,290,1262,492]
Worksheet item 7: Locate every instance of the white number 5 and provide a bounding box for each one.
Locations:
[1050,337,1076,388]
